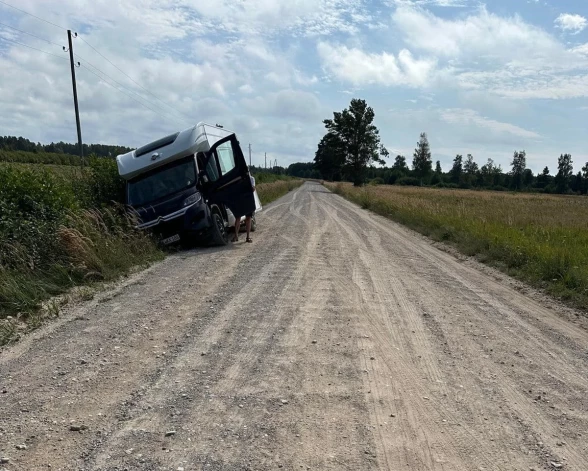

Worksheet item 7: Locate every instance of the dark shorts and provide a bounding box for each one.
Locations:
[246,213,253,218]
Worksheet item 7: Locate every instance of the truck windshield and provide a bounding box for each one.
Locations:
[128,157,196,206]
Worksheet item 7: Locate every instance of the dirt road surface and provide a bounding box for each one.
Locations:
[1,182,587,471]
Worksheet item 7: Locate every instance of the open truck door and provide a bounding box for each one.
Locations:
[201,134,256,219]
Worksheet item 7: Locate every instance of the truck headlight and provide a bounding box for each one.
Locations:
[183,192,202,207]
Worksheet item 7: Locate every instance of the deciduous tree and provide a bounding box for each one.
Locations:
[313,133,345,181]
[480,158,502,187]
[322,98,388,186]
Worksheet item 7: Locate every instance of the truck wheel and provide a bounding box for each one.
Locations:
[210,210,229,246]
[250,215,257,232]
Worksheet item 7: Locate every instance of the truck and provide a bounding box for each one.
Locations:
[116,123,257,246]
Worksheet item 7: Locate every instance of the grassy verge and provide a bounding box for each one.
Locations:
[0,162,163,345]
[326,182,588,311]
[257,179,303,206]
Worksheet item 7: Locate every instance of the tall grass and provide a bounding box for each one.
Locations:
[327,183,588,310]
[0,163,162,343]
[257,179,303,206]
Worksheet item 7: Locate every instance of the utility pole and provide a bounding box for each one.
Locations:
[265,152,267,169]
[66,30,83,166]
[248,143,252,167]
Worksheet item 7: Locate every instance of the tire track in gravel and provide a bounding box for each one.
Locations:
[318,186,588,471]
[1,182,587,471]
[318,195,493,470]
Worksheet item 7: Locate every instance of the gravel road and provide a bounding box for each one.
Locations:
[1,181,587,471]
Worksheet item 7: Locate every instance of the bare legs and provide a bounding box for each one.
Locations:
[233,217,240,242]
[232,216,253,242]
[245,216,252,242]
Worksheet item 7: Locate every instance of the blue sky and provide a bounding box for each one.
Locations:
[1,0,588,173]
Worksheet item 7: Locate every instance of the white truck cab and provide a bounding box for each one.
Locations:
[116,123,256,246]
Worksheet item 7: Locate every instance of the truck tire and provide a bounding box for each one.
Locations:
[210,210,229,246]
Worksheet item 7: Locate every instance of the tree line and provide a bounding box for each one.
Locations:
[310,99,588,195]
[0,135,132,159]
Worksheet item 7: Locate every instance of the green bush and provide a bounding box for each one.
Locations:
[397,176,421,186]
[85,156,126,207]
[0,163,161,323]
[434,182,459,189]
[0,166,78,269]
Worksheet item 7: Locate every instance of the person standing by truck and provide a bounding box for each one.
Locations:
[232,174,256,243]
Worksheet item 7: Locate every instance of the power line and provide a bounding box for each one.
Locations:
[0,0,66,31]
[76,54,191,125]
[0,0,193,124]
[0,0,193,128]
[0,21,64,47]
[0,36,68,60]
[78,64,187,127]
[77,35,192,121]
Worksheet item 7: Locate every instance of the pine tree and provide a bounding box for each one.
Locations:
[449,154,463,184]
[412,132,432,183]
[555,153,573,193]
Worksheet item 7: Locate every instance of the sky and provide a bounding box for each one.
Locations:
[1,0,588,174]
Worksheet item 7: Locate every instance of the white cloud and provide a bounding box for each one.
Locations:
[555,13,587,34]
[572,43,588,55]
[1,0,588,172]
[440,109,540,139]
[386,6,588,99]
[317,42,436,87]
[241,89,324,120]
[166,0,371,37]
[392,6,563,64]
[492,74,588,100]
[386,0,470,6]
[239,84,254,94]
